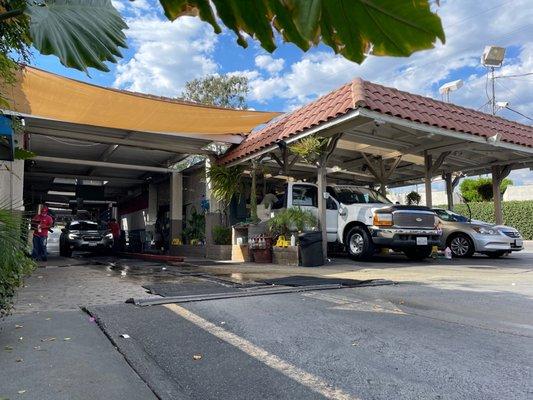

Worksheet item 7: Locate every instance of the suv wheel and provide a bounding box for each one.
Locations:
[59,242,72,258]
[404,246,432,261]
[448,234,475,258]
[346,226,374,260]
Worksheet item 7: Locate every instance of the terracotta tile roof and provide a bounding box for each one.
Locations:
[219,78,533,165]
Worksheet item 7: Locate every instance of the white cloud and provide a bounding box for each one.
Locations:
[113,15,218,97]
[255,54,285,75]
[240,0,533,116]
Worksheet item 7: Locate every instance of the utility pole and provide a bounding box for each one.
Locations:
[491,66,496,115]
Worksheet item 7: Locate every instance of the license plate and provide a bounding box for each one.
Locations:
[88,243,97,247]
[416,237,428,245]
[515,239,523,247]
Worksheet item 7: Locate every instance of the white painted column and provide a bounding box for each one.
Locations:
[170,172,183,250]
[0,131,24,210]
[146,183,158,239]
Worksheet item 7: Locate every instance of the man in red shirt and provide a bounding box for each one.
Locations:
[31,206,54,261]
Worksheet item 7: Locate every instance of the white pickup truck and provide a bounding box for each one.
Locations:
[271,182,441,260]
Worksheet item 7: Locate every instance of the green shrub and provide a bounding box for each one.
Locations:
[460,177,512,202]
[449,200,533,239]
[1,207,35,317]
[268,208,318,237]
[183,208,205,244]
[212,226,231,245]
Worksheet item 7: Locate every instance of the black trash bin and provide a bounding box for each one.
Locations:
[299,231,323,267]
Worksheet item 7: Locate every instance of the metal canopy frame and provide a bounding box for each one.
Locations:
[23,117,242,206]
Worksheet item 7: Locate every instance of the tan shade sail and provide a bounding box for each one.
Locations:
[1,66,279,136]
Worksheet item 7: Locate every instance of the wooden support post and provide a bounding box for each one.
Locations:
[443,172,454,211]
[491,164,512,225]
[424,151,433,208]
[317,163,327,263]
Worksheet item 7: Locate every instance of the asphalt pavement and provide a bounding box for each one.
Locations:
[2,250,532,400]
[88,278,533,400]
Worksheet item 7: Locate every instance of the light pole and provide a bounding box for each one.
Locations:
[481,46,506,115]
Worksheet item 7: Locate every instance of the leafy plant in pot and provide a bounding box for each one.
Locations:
[268,208,318,242]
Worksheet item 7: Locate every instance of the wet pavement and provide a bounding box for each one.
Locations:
[3,250,533,399]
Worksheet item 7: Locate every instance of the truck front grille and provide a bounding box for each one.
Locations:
[393,212,435,228]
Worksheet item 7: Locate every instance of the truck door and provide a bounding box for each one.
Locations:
[290,184,337,243]
[326,196,339,242]
[290,184,318,216]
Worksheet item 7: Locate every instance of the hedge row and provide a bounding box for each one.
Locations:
[446,201,533,240]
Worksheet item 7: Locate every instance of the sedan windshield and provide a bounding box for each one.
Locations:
[433,209,469,222]
[331,187,392,204]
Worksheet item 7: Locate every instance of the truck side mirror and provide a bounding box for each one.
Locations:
[323,192,330,199]
[61,228,67,233]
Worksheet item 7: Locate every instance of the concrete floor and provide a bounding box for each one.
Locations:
[2,249,532,399]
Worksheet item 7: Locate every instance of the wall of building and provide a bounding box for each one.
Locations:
[503,185,533,201]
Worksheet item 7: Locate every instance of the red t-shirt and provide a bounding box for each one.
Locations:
[108,221,120,239]
[32,214,53,238]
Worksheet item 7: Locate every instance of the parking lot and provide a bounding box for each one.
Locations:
[2,246,532,400]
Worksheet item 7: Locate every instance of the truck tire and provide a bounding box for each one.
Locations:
[448,233,475,258]
[403,246,432,261]
[346,226,374,260]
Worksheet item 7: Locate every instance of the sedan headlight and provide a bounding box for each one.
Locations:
[68,233,80,240]
[373,212,393,227]
[472,226,499,235]
[105,233,114,239]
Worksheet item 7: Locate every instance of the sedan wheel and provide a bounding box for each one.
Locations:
[449,234,474,258]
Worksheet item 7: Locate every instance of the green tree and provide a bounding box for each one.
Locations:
[460,177,513,202]
[180,74,249,109]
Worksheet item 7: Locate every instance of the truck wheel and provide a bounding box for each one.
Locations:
[346,227,374,260]
[404,246,432,261]
[448,233,475,258]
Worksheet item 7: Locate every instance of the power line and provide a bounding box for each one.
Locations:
[494,72,533,79]
[505,106,533,122]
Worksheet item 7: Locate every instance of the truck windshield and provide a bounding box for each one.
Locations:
[331,187,391,204]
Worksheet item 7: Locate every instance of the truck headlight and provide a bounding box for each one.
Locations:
[68,233,80,240]
[472,226,498,235]
[373,212,393,227]
[105,233,114,239]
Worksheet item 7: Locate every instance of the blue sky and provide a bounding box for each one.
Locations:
[29,0,533,185]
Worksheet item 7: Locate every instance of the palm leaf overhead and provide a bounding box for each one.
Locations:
[159,0,445,63]
[27,0,128,72]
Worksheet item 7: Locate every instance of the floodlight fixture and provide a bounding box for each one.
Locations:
[496,101,509,108]
[481,46,506,67]
[439,79,463,95]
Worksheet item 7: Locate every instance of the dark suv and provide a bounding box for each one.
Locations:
[59,220,113,257]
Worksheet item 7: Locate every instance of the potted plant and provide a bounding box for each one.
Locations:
[206,225,232,260]
[267,208,317,265]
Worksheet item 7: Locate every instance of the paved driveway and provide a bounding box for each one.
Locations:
[2,250,532,399]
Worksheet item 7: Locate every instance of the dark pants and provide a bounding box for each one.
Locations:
[32,235,47,261]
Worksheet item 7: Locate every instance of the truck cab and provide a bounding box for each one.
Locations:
[272,182,441,260]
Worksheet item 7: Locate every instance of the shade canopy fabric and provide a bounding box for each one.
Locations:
[1,66,279,136]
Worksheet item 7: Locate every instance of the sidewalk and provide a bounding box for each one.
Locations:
[0,256,158,400]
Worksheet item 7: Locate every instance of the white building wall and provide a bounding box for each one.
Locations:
[503,185,533,201]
